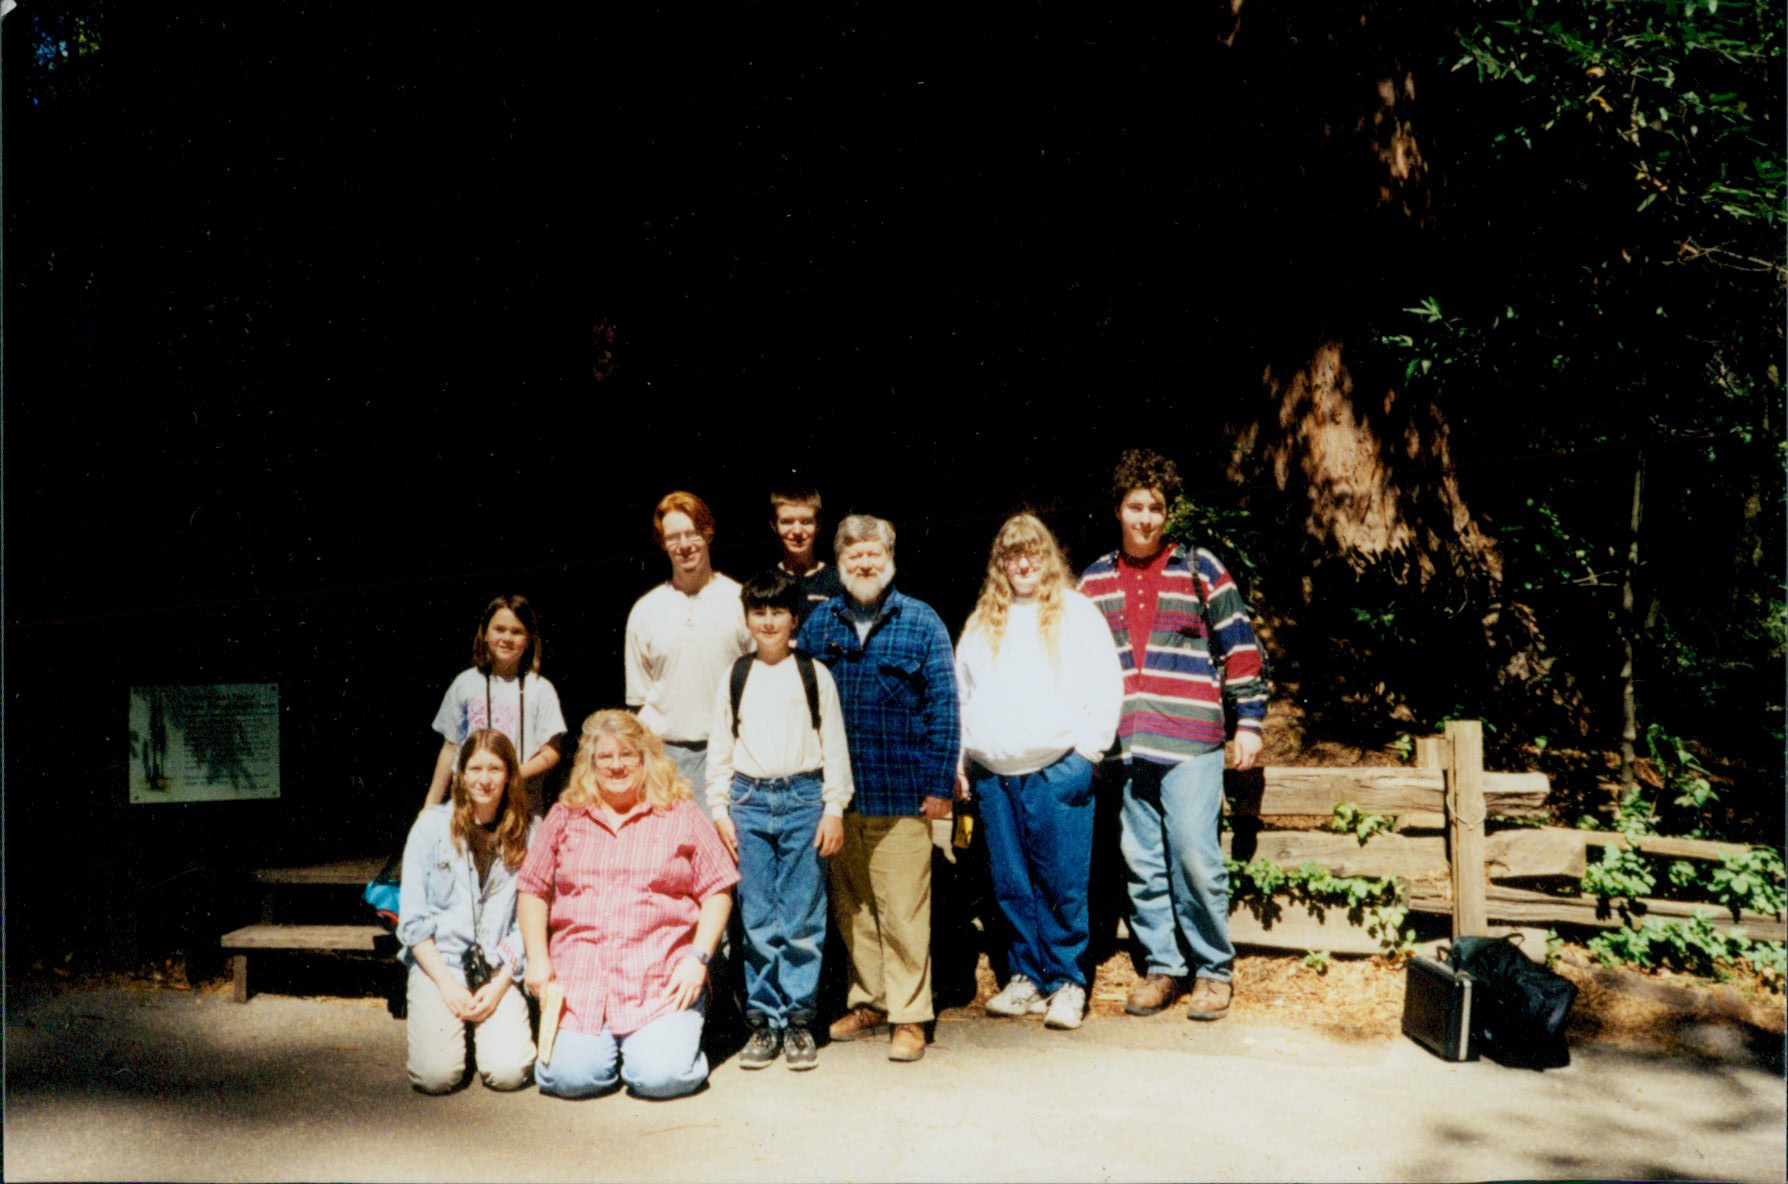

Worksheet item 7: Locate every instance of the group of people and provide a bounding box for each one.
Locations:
[395,448,1269,1098]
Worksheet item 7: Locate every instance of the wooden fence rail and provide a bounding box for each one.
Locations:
[1219,719,1785,954]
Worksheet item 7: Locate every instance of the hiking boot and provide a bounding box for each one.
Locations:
[739,1026,782,1069]
[1044,983,1086,1031]
[984,974,1047,1017]
[1123,973,1182,1016]
[1185,977,1233,1021]
[783,1026,818,1070]
[827,1006,889,1042]
[888,1023,926,1062]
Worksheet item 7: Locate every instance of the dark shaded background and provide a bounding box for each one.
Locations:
[5,3,1401,969]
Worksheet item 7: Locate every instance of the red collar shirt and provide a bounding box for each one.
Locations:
[1119,545,1176,673]
[517,798,739,1037]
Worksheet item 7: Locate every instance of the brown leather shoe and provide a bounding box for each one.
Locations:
[1123,973,1183,1016]
[1185,977,1233,1021]
[827,1006,888,1042]
[888,1023,926,1062]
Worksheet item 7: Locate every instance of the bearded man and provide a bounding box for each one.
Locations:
[794,514,960,1063]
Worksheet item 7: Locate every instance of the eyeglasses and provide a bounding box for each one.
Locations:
[663,531,706,547]
[1001,547,1042,566]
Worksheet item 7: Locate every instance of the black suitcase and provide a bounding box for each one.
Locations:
[1402,955,1479,1062]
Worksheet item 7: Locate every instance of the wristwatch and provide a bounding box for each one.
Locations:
[690,950,711,967]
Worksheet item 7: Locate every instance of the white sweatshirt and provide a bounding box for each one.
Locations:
[955,590,1123,777]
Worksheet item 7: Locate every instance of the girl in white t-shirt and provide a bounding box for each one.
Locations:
[422,595,567,817]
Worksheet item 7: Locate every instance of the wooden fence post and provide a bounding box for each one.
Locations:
[1446,720,1488,937]
[1414,735,1446,771]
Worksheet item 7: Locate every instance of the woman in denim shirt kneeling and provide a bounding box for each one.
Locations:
[397,728,538,1093]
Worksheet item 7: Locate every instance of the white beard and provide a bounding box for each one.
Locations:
[841,562,895,606]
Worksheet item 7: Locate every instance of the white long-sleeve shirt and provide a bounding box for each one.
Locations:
[955,590,1123,776]
[705,655,855,818]
[624,574,752,742]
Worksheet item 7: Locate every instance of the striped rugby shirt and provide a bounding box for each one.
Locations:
[1077,543,1267,765]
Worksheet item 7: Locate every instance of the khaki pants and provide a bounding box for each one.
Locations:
[405,968,536,1093]
[831,813,934,1024]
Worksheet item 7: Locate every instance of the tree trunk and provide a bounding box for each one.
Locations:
[1217,3,1561,737]
[1617,451,1646,787]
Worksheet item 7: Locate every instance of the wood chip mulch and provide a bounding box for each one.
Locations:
[967,946,1786,1053]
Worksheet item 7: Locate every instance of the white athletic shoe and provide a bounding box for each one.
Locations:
[1044,983,1087,1030]
[984,974,1047,1017]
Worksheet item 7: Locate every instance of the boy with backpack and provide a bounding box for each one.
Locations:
[706,569,855,1069]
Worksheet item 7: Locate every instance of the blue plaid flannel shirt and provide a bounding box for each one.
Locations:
[795,587,960,816]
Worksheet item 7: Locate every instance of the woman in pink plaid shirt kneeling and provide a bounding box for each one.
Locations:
[517,710,739,1099]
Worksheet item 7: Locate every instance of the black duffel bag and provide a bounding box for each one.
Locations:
[1448,934,1577,1070]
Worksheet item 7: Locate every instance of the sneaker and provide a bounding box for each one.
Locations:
[1185,977,1233,1021]
[888,1023,926,1062]
[739,1026,782,1069]
[984,974,1047,1018]
[1044,983,1086,1031]
[784,1026,818,1070]
[1123,973,1183,1017]
[827,1006,889,1042]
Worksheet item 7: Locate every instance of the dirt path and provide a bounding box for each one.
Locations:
[6,983,1782,1183]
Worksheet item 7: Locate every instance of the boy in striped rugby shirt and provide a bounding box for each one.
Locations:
[1077,449,1268,1022]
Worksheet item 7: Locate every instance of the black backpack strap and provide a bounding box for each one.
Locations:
[728,654,755,739]
[795,652,822,734]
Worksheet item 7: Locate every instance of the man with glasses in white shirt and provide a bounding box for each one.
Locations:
[624,490,753,815]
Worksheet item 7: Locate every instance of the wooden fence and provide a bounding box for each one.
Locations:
[1222,720,1785,955]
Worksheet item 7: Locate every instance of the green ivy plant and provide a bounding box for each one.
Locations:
[1227,856,1416,958]
[1544,929,1564,968]
[1707,847,1787,917]
[1581,843,1657,904]
[1302,950,1331,975]
[1587,912,1785,986]
[1328,802,1397,845]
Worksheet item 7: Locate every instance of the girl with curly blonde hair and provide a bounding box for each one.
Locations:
[954,513,1124,1032]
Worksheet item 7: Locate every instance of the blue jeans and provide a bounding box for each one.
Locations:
[972,751,1096,992]
[534,1006,709,1100]
[664,742,711,820]
[1118,749,1233,983]
[730,771,828,1028]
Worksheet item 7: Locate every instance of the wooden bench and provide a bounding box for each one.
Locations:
[224,857,396,1002]
[253,857,386,921]
[221,923,397,1002]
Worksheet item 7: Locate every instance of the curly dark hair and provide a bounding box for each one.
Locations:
[1110,449,1183,505]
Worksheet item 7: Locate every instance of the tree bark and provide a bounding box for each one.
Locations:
[1618,450,1645,787]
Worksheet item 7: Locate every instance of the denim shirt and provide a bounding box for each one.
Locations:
[396,805,534,980]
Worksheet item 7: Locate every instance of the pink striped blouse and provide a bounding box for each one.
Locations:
[517,798,738,1037]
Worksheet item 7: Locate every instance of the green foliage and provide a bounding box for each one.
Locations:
[1580,829,1784,931]
[1581,843,1658,901]
[1389,733,1416,764]
[1642,724,1719,836]
[1227,856,1416,958]
[1452,2,1784,230]
[1328,802,1397,845]
[1544,928,1564,968]
[1302,949,1332,975]
[1378,0,1786,768]
[1587,912,1784,984]
[1164,497,1265,594]
[1706,846,1787,917]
